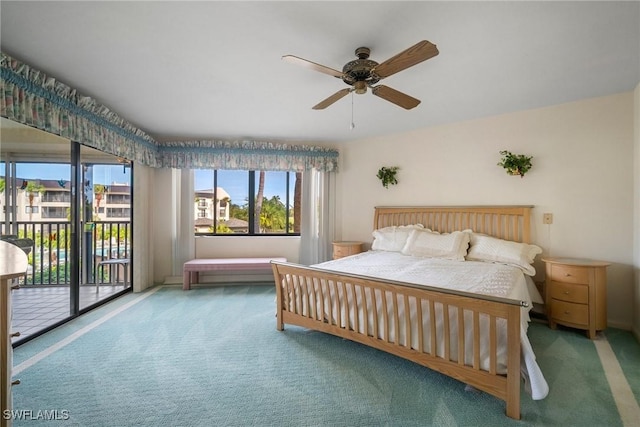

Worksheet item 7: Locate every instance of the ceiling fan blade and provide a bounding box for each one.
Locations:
[373,40,439,79]
[282,55,343,78]
[371,85,421,110]
[312,88,352,110]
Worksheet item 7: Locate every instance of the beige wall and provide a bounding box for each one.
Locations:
[336,92,635,329]
[194,236,299,262]
[151,168,183,285]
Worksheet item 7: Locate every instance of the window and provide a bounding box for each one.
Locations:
[42,191,71,203]
[194,169,302,235]
[42,206,67,218]
[107,207,130,218]
[25,206,39,214]
[107,194,130,204]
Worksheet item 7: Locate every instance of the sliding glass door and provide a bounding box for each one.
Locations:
[1,118,132,344]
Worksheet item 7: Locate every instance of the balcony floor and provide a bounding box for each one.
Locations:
[11,285,127,343]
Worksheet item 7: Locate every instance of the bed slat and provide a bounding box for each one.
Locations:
[457,307,465,366]
[490,316,497,375]
[429,299,436,355]
[392,291,400,346]
[417,298,424,353]
[381,290,389,343]
[473,311,481,370]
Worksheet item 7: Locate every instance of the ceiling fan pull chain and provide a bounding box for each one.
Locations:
[350,91,355,130]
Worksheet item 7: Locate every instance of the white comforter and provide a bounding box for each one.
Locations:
[313,250,549,400]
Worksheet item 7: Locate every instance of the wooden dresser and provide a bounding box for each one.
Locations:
[1,241,28,427]
[542,257,609,339]
[332,241,364,260]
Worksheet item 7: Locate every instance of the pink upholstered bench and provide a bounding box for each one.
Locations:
[182,257,287,290]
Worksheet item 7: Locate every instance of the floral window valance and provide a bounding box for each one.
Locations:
[0,52,160,167]
[0,52,339,172]
[159,140,338,172]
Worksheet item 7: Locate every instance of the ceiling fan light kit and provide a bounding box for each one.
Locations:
[353,81,367,95]
[283,40,439,110]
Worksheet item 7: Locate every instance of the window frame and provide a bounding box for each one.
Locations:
[194,169,300,237]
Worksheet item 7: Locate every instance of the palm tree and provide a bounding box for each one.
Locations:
[293,172,302,233]
[25,181,45,221]
[218,196,230,221]
[260,196,286,232]
[254,171,265,232]
[94,184,106,213]
[0,178,5,218]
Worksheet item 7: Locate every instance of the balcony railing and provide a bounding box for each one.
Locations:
[1,220,131,286]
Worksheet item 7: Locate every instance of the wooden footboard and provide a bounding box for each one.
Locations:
[271,261,523,420]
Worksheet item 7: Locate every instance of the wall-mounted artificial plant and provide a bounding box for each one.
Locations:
[497,151,533,178]
[377,166,399,188]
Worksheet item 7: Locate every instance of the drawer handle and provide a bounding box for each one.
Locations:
[12,379,21,386]
[564,311,571,315]
[11,331,21,338]
[565,273,571,277]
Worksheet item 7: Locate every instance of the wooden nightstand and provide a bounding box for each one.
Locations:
[542,257,609,339]
[332,241,364,259]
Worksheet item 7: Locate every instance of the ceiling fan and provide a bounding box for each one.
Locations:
[283,40,439,110]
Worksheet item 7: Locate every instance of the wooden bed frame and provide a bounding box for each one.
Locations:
[271,206,534,420]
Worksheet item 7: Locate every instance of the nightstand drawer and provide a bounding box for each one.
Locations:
[549,281,588,304]
[550,299,589,326]
[548,264,589,284]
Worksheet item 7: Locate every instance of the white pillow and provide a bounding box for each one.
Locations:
[466,233,542,276]
[371,224,424,252]
[401,229,470,261]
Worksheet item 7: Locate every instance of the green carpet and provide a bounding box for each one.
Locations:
[10,285,636,426]
[605,327,640,404]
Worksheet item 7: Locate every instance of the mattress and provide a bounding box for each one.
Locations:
[312,250,549,400]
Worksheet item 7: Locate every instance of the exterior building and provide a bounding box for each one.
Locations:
[26,179,70,221]
[95,183,131,221]
[194,187,231,232]
[1,178,131,223]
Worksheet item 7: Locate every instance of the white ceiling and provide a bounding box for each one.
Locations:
[1,1,639,145]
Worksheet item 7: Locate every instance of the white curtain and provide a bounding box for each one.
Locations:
[172,169,195,275]
[299,169,336,265]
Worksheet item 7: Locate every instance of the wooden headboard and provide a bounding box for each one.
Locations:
[373,206,533,243]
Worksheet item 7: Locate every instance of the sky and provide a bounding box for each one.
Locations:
[4,162,290,205]
[3,163,131,185]
[194,169,293,205]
